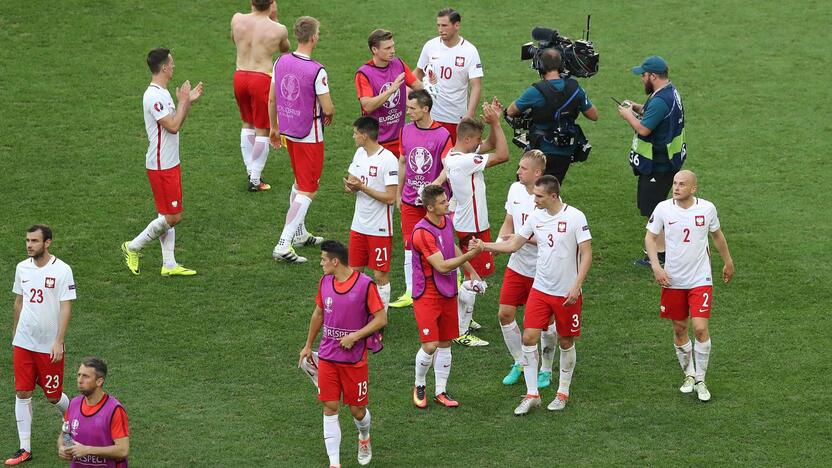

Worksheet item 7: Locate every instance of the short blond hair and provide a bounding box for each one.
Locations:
[294,16,319,44]
[521,149,547,172]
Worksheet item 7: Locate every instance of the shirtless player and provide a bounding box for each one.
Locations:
[232,0,290,192]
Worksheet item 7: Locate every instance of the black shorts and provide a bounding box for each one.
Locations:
[544,154,571,185]
[637,172,675,217]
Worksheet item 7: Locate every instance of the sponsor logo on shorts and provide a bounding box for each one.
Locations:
[171,200,179,208]
[455,56,465,67]
[698,309,708,313]
[660,305,666,312]
[695,215,705,227]
[357,395,367,402]
[558,221,567,233]
[44,277,56,288]
[570,328,580,333]
[422,328,430,336]
[408,147,434,175]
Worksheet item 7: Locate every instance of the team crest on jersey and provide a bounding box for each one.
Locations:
[44,277,56,288]
[695,215,705,227]
[153,102,163,112]
[324,296,333,314]
[379,82,401,109]
[280,74,301,102]
[408,147,434,175]
[369,166,378,177]
[558,221,567,233]
[455,56,465,67]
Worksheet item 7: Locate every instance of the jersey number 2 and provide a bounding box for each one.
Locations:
[682,228,691,243]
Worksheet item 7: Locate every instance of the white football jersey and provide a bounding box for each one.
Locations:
[143,84,180,170]
[647,197,720,289]
[348,146,399,236]
[445,150,490,233]
[504,182,537,278]
[417,37,483,123]
[12,256,76,354]
[519,204,591,297]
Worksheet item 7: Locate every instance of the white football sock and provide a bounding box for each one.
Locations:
[323,414,341,466]
[277,194,312,249]
[675,340,695,377]
[377,283,391,312]
[53,393,70,414]
[290,184,309,237]
[433,347,452,395]
[15,397,32,452]
[414,348,433,386]
[403,249,413,293]
[158,215,177,269]
[240,128,255,175]
[249,136,270,185]
[457,293,474,335]
[500,320,523,364]
[521,345,539,396]
[540,324,558,373]
[128,216,171,251]
[353,409,371,441]
[694,339,711,382]
[558,345,576,396]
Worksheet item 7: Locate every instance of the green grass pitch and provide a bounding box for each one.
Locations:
[1,0,830,465]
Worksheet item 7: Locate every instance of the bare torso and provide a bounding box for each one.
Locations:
[232,11,289,73]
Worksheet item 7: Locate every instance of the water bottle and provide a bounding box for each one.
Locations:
[62,420,73,448]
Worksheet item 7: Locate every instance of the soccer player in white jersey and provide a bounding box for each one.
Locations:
[645,170,734,402]
[7,225,76,466]
[121,48,203,277]
[496,151,558,389]
[476,175,592,414]
[415,7,483,142]
[344,117,399,311]
[444,99,509,346]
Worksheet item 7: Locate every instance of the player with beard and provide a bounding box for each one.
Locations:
[58,358,129,467]
[7,225,76,466]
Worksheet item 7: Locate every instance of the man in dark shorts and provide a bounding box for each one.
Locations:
[617,55,686,266]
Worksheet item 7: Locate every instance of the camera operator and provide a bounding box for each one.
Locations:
[617,55,686,266]
[506,49,597,184]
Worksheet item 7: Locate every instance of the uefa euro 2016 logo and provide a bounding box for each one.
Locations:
[324,296,333,314]
[380,82,400,109]
[408,147,433,175]
[280,74,301,102]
